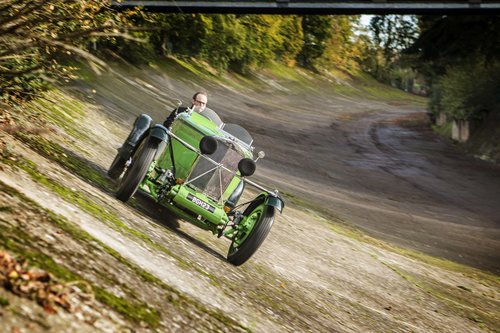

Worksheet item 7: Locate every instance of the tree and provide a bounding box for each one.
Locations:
[318,16,365,74]
[226,15,280,73]
[439,58,500,120]
[275,16,304,66]
[408,15,500,74]
[408,15,500,121]
[200,15,245,72]
[369,15,418,63]
[365,15,420,90]
[0,0,139,105]
[368,15,418,71]
[297,15,334,69]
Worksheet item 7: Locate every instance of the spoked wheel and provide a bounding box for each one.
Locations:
[116,138,157,202]
[227,204,275,266]
[107,153,127,180]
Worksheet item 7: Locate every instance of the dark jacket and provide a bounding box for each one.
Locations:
[163,106,188,128]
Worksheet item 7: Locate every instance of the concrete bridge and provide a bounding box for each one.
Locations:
[111,1,500,14]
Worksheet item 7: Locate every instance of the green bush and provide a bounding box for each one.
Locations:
[95,31,157,66]
[439,59,500,120]
[200,15,245,72]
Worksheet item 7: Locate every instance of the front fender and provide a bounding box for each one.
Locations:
[149,124,169,144]
[128,114,152,145]
[119,114,152,158]
[265,195,285,213]
[245,193,285,215]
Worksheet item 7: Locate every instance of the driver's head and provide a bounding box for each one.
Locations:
[192,92,208,112]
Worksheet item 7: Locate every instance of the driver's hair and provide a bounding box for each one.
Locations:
[192,91,208,100]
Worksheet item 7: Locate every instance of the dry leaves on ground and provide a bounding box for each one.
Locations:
[0,250,83,314]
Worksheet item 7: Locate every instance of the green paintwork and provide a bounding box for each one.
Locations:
[139,109,253,233]
[125,105,285,264]
[232,203,264,247]
[112,101,284,264]
[168,184,228,226]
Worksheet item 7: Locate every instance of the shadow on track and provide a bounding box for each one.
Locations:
[35,141,229,264]
[132,191,228,263]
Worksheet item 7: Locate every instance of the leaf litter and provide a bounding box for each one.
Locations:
[0,250,91,314]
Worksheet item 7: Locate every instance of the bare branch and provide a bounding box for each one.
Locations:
[0,38,39,58]
[0,64,43,76]
[125,26,163,33]
[0,2,82,34]
[0,0,46,30]
[54,24,115,41]
[0,26,137,59]
[38,37,109,70]
[0,0,27,13]
[1,13,85,35]
[0,53,37,61]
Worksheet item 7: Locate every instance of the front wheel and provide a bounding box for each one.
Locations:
[107,153,127,180]
[116,138,157,202]
[227,205,275,266]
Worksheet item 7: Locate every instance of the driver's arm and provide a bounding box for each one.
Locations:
[163,107,185,128]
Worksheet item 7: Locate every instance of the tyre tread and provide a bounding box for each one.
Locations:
[116,139,157,202]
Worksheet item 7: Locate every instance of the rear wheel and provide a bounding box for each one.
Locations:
[116,138,157,202]
[227,204,275,266]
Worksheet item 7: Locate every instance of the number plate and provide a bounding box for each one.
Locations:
[187,194,215,213]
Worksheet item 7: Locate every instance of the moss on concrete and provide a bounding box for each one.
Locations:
[14,132,112,190]
[0,174,249,331]
[26,90,89,142]
[0,296,10,307]
[0,219,161,327]
[0,181,206,328]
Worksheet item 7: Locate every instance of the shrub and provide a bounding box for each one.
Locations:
[439,58,500,120]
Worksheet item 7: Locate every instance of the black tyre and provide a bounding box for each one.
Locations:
[227,205,275,266]
[107,153,127,180]
[116,138,157,202]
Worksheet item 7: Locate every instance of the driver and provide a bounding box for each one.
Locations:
[163,91,208,128]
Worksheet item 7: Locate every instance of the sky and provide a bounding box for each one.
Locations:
[360,15,373,27]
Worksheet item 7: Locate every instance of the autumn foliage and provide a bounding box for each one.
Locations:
[0,250,74,313]
[0,0,140,104]
[1,2,368,105]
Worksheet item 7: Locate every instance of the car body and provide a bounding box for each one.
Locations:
[108,104,284,265]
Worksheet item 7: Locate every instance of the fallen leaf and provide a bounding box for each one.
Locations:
[43,303,57,314]
[7,270,19,280]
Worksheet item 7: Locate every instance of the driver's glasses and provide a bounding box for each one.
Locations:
[194,99,206,106]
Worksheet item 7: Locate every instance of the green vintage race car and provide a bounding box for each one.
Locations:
[108,103,284,266]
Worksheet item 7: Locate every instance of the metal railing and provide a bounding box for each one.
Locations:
[111,1,500,14]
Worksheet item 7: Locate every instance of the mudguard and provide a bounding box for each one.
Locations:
[149,124,169,144]
[246,193,285,214]
[120,114,152,158]
[265,195,285,213]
